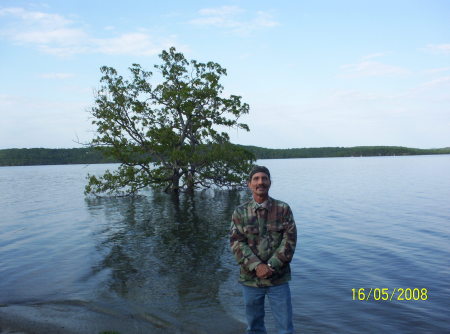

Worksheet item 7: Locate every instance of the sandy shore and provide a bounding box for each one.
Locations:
[0,328,27,334]
[0,302,153,334]
[0,302,246,334]
[0,303,173,334]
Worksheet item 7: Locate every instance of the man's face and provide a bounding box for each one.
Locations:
[248,172,271,198]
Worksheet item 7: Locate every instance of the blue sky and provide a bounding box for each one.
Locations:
[1,0,449,149]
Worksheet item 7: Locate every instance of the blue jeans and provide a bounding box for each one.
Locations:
[242,283,294,334]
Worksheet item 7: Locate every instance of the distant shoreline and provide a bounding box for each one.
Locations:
[0,145,449,167]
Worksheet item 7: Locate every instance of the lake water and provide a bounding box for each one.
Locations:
[0,155,449,333]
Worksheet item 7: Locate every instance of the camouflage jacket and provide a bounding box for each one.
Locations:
[230,196,297,287]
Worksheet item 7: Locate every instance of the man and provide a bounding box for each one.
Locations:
[230,166,297,334]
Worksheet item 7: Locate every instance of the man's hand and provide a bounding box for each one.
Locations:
[256,263,274,279]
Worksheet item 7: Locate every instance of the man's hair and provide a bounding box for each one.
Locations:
[248,165,271,182]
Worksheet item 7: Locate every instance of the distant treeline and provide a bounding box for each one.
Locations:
[240,145,450,159]
[0,148,116,166]
[1,146,449,167]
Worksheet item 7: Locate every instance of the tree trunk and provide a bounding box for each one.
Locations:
[186,166,195,193]
[169,168,181,193]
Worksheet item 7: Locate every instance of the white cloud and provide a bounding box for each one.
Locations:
[421,75,450,87]
[0,7,177,57]
[0,7,87,56]
[340,60,410,78]
[13,28,87,45]
[39,72,75,79]
[93,33,174,56]
[0,7,72,27]
[253,11,278,28]
[424,43,450,54]
[189,6,278,35]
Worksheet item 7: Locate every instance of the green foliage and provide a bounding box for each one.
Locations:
[86,47,254,195]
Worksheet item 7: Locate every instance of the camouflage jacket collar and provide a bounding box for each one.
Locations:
[250,196,273,212]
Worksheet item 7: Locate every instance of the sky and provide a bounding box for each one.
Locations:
[0,0,449,149]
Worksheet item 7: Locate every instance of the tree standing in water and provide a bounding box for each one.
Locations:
[85,47,254,196]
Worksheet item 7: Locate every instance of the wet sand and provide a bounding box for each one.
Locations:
[0,303,160,334]
[0,302,246,334]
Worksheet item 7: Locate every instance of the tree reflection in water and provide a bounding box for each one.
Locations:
[85,189,247,333]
